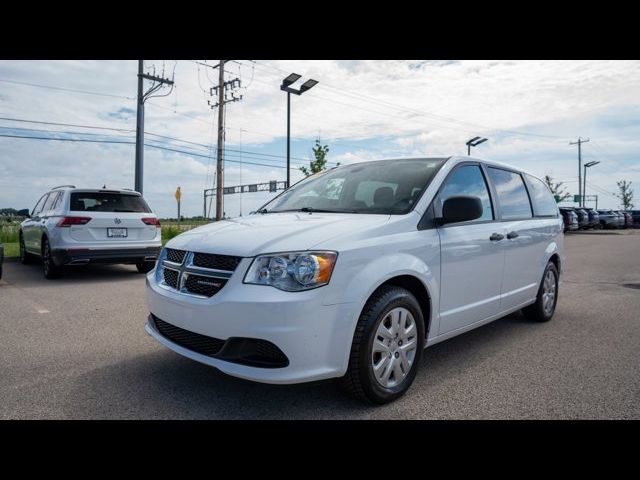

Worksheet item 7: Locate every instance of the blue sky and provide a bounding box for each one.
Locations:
[0,60,639,217]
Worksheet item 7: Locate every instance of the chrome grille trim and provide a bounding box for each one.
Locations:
[158,250,239,298]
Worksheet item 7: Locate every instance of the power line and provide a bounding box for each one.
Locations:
[0,77,135,100]
[0,116,315,165]
[0,133,293,170]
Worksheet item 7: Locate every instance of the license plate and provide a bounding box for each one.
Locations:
[107,228,127,238]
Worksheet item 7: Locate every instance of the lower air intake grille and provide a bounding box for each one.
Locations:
[153,317,224,356]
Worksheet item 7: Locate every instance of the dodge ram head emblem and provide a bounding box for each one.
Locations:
[114,218,122,224]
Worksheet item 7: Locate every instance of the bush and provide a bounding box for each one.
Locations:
[0,224,19,243]
[161,225,182,245]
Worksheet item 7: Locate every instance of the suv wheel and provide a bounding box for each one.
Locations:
[340,286,425,404]
[523,262,558,322]
[136,261,154,273]
[42,238,62,279]
[19,233,35,264]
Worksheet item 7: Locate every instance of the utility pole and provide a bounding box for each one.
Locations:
[570,137,589,207]
[216,60,225,222]
[134,60,174,195]
[203,61,243,221]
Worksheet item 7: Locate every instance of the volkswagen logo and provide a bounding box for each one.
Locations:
[114,218,122,225]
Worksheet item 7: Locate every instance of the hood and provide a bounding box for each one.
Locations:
[166,212,391,257]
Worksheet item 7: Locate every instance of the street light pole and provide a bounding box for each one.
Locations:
[583,160,600,208]
[286,91,291,188]
[281,74,318,189]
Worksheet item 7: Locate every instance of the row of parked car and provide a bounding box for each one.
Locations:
[559,207,640,232]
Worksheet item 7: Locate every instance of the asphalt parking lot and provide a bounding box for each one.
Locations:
[1,230,639,419]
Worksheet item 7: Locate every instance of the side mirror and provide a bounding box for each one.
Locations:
[439,196,483,225]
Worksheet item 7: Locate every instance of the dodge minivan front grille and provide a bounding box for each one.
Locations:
[166,248,186,264]
[158,249,239,298]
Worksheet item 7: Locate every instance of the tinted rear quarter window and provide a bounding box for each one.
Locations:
[525,174,558,217]
[487,167,533,220]
[69,192,151,213]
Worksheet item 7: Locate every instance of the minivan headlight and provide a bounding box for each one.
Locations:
[244,251,338,291]
[155,247,168,283]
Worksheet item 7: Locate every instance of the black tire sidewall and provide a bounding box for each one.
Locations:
[358,289,425,403]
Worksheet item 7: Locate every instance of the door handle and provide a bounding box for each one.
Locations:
[490,233,504,241]
[506,231,519,239]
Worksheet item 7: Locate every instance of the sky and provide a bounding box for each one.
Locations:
[0,59,639,217]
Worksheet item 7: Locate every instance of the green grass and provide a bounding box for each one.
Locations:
[0,224,19,243]
[3,242,19,258]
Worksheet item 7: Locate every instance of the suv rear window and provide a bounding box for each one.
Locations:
[69,192,151,213]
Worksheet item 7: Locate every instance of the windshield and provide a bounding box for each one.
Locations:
[261,158,447,215]
[69,192,151,213]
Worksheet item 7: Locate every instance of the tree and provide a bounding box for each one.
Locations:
[300,139,338,176]
[544,175,571,203]
[616,180,634,210]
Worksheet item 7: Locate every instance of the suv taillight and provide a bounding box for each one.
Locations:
[142,217,161,227]
[57,217,92,227]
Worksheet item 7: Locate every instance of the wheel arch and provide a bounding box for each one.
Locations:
[366,274,433,339]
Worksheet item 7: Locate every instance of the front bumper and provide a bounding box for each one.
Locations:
[51,246,161,266]
[145,268,359,384]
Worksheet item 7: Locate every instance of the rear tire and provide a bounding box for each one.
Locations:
[136,261,154,273]
[42,238,62,279]
[522,262,558,322]
[339,286,425,404]
[19,234,35,264]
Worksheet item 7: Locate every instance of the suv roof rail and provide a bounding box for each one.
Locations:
[51,185,76,190]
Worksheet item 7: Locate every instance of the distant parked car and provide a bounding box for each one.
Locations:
[581,208,600,229]
[573,208,589,229]
[612,211,625,228]
[597,210,619,229]
[19,186,162,279]
[0,240,4,280]
[559,208,579,232]
[621,211,633,229]
[629,210,640,228]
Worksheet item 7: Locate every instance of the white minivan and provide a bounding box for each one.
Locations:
[146,156,564,403]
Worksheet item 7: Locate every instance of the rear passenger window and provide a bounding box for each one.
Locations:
[525,174,558,217]
[487,168,533,220]
[438,165,493,221]
[42,191,61,213]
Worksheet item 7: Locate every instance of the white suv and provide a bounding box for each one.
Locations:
[145,157,564,403]
[20,186,162,278]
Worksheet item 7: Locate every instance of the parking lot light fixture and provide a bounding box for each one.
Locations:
[280,73,319,188]
[466,137,488,156]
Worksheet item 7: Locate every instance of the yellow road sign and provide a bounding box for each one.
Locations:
[175,186,182,202]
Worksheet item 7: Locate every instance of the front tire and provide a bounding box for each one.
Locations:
[522,262,559,322]
[19,234,35,264]
[340,286,425,404]
[42,238,62,279]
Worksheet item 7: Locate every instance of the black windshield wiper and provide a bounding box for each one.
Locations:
[113,209,136,212]
[271,207,358,214]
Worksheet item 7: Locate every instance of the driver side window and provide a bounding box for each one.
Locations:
[32,193,49,217]
[437,165,494,221]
